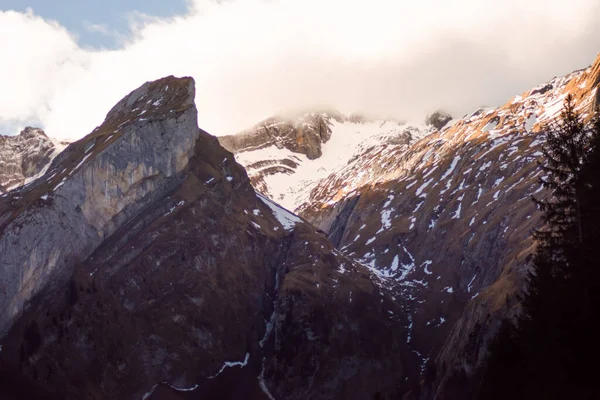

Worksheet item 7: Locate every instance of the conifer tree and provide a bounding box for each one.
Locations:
[478,96,600,399]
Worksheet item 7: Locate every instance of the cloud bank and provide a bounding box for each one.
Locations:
[1,0,600,139]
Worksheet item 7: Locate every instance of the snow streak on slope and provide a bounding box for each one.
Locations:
[234,118,432,211]
[257,192,302,231]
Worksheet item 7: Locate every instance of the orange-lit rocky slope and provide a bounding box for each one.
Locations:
[303,55,600,399]
[227,54,600,398]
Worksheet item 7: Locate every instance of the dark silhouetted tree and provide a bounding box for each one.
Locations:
[479,96,600,399]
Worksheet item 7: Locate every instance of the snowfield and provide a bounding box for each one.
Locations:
[234,118,432,211]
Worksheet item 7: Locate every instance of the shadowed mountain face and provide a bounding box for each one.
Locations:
[223,54,600,398]
[0,77,414,399]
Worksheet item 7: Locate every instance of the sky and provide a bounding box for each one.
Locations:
[1,0,600,140]
[0,0,188,48]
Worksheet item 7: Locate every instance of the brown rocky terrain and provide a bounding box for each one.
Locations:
[0,77,417,399]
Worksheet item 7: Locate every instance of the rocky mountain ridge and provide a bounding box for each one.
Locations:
[305,57,600,399]
[0,77,416,399]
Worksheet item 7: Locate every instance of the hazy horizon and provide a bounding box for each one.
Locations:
[1,0,600,139]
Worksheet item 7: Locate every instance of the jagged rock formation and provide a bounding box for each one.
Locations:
[0,127,65,193]
[217,111,343,204]
[425,110,453,130]
[226,54,600,398]
[0,77,416,399]
[219,110,344,160]
[0,76,200,336]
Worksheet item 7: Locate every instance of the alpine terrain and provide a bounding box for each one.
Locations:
[0,76,414,399]
[219,54,600,398]
[0,52,599,399]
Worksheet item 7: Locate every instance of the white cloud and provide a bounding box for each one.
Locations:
[83,22,111,35]
[1,0,600,140]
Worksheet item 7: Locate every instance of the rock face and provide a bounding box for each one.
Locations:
[219,111,342,160]
[425,110,453,130]
[0,78,415,399]
[0,76,200,336]
[0,127,64,193]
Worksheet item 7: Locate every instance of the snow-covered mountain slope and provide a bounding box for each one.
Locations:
[0,127,66,193]
[298,67,598,219]
[224,53,600,399]
[298,56,600,398]
[219,112,434,211]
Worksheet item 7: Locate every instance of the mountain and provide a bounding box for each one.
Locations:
[2,53,600,400]
[0,77,415,399]
[218,111,433,211]
[224,54,600,398]
[0,127,66,194]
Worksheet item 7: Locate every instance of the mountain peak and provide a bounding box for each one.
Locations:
[0,74,414,400]
[425,109,453,130]
[18,126,48,139]
[102,75,195,130]
[0,127,61,193]
[0,75,203,335]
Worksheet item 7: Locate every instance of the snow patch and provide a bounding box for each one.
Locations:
[440,155,461,182]
[416,177,434,197]
[422,260,433,275]
[467,274,477,293]
[258,193,302,231]
[452,194,465,219]
[208,353,250,379]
